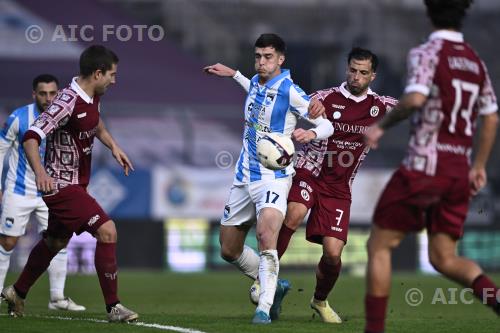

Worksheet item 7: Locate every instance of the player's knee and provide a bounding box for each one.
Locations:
[0,235,18,251]
[429,251,454,274]
[45,236,70,253]
[284,204,306,230]
[220,244,241,262]
[323,253,341,266]
[95,220,117,243]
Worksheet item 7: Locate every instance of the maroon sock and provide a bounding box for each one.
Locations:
[95,242,119,306]
[277,224,296,259]
[364,294,388,333]
[471,274,499,312]
[313,256,342,301]
[14,240,57,297]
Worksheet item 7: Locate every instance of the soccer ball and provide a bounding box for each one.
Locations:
[249,280,260,305]
[257,133,295,170]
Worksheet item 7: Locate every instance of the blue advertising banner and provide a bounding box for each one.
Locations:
[89,168,151,219]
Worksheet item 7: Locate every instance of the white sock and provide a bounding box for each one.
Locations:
[230,245,259,280]
[257,249,279,314]
[47,248,68,301]
[0,244,13,291]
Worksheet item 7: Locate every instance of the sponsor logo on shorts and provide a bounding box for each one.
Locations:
[300,189,310,201]
[5,217,14,229]
[223,205,230,219]
[330,226,343,232]
[105,271,118,280]
[88,214,100,227]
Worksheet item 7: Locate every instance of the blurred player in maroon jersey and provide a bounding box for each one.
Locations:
[364,1,499,332]
[272,47,397,322]
[1,45,138,323]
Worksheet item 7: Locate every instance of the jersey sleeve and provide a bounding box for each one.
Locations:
[232,71,251,93]
[380,95,399,115]
[290,84,333,140]
[0,112,18,190]
[477,61,498,115]
[23,91,77,144]
[404,44,440,96]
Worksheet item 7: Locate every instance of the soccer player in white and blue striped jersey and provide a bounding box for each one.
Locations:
[0,74,85,311]
[205,34,333,324]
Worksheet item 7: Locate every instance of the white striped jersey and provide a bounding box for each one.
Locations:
[232,69,330,184]
[0,103,45,197]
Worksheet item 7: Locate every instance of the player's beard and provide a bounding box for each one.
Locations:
[35,100,48,112]
[347,82,368,96]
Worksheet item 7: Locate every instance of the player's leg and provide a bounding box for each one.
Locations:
[310,236,344,323]
[364,225,405,333]
[428,232,499,313]
[220,184,259,279]
[0,235,18,295]
[427,176,499,314]
[276,171,315,259]
[252,177,291,323]
[277,202,308,259]
[0,191,32,294]
[306,196,349,323]
[34,201,85,311]
[4,233,70,317]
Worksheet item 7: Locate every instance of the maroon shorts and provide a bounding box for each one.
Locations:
[43,185,110,239]
[374,167,470,239]
[288,169,352,244]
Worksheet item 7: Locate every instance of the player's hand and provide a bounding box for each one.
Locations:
[292,128,316,144]
[469,166,487,196]
[35,170,55,193]
[308,98,325,119]
[112,146,134,176]
[365,124,384,149]
[203,63,236,77]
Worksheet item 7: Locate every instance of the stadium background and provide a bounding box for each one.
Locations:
[1,0,499,277]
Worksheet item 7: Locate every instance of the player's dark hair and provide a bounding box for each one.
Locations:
[425,0,473,30]
[79,45,119,78]
[32,74,59,91]
[255,34,286,54]
[348,47,378,72]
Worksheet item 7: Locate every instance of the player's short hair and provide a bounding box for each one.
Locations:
[32,74,59,91]
[255,33,286,54]
[425,0,473,30]
[79,45,119,78]
[348,47,379,72]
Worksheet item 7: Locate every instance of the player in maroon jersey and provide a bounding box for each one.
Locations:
[271,47,397,322]
[1,45,138,322]
[363,1,499,332]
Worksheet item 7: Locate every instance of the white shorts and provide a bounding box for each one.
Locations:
[0,191,48,237]
[221,177,292,226]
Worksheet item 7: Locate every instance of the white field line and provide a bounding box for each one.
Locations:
[1,314,209,333]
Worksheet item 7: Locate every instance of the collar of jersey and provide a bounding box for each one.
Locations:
[429,30,464,43]
[259,69,291,89]
[339,82,374,103]
[71,77,94,104]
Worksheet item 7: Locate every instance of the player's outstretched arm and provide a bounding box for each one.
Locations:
[203,63,236,77]
[204,63,251,92]
[96,118,134,176]
[469,112,499,195]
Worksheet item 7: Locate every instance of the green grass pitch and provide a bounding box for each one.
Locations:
[1,271,498,332]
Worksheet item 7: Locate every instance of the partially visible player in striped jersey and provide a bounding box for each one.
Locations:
[272,48,397,323]
[364,1,498,332]
[0,74,85,312]
[204,33,333,324]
